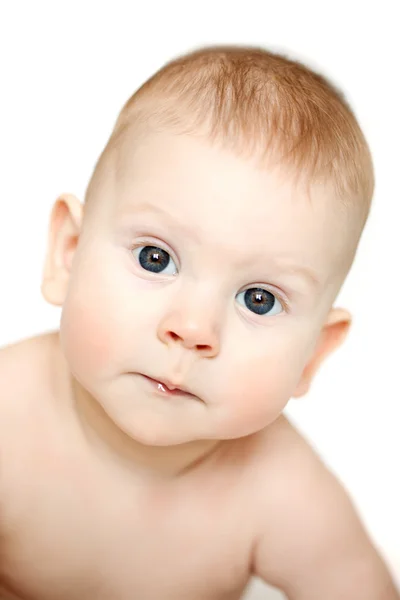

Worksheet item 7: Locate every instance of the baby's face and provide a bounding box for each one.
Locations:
[60,130,350,445]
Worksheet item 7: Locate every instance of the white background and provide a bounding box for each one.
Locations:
[0,2,398,598]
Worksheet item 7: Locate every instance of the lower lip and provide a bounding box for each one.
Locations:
[141,375,193,398]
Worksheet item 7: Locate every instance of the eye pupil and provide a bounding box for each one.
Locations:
[244,288,275,315]
[139,246,170,273]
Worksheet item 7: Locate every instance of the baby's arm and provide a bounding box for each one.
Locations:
[251,431,399,599]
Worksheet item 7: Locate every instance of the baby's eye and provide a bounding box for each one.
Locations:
[236,288,283,316]
[132,245,178,275]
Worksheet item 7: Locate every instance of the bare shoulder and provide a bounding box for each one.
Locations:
[248,415,398,599]
[0,335,44,563]
[0,332,56,384]
[247,413,355,528]
[0,332,59,405]
[0,331,58,459]
[0,331,58,510]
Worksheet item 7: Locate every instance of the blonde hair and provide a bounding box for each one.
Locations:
[85,45,374,229]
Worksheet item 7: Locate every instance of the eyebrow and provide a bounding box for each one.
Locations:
[119,201,200,242]
[119,202,321,290]
[269,262,321,290]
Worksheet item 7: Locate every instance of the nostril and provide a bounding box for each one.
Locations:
[164,331,215,354]
[168,332,181,342]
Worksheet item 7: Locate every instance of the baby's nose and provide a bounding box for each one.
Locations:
[157,310,220,358]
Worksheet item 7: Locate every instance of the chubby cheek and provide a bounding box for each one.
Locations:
[60,282,116,381]
[59,249,133,379]
[215,338,309,438]
[61,302,106,376]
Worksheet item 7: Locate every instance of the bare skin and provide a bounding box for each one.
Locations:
[0,333,397,600]
[1,133,398,599]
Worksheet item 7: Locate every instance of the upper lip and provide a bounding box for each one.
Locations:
[145,375,193,395]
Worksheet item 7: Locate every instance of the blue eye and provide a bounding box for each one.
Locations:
[131,248,283,316]
[236,288,283,316]
[132,245,178,275]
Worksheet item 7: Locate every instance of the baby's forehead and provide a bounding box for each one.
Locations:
[115,130,337,219]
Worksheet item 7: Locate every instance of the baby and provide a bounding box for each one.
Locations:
[0,45,398,600]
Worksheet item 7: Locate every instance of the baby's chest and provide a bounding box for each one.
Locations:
[1,452,252,600]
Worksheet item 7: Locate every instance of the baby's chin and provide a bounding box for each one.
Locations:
[98,402,274,449]
[74,375,281,449]
[113,416,210,447]
[91,389,211,447]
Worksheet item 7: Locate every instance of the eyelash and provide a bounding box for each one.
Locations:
[129,242,290,314]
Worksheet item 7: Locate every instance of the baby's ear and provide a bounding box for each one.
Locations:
[41,193,83,306]
[292,307,352,398]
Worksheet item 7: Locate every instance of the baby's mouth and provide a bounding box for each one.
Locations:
[141,374,195,398]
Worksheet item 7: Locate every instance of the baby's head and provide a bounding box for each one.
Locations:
[42,46,374,446]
